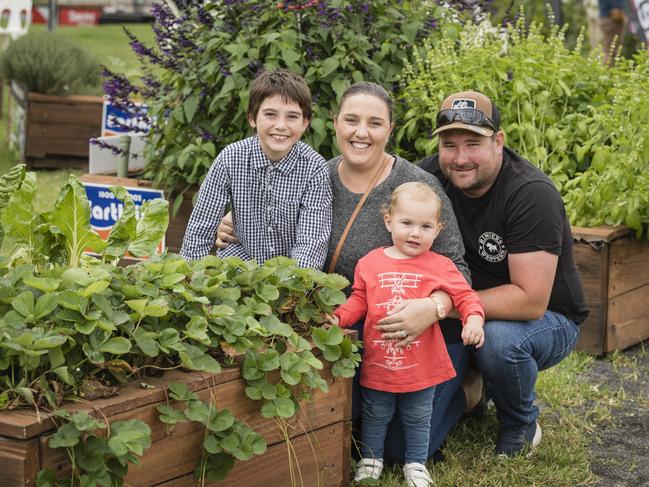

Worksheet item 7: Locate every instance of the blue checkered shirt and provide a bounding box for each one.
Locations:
[180,136,332,269]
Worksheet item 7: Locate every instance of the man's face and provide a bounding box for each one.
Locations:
[438,129,504,198]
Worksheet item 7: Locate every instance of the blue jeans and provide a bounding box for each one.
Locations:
[475,310,579,428]
[360,386,436,464]
[382,342,469,463]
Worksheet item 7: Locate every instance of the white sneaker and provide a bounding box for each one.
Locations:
[403,462,433,487]
[354,458,383,482]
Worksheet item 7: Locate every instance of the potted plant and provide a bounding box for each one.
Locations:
[0,32,103,169]
[0,165,359,486]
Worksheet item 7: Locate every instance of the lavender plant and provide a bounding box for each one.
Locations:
[104,0,451,203]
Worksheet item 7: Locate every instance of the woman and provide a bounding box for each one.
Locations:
[216,81,475,463]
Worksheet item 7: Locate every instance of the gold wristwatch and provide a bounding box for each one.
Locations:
[430,293,447,319]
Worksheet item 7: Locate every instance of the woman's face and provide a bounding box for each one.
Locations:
[334,93,393,170]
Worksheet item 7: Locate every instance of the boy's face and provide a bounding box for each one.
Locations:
[249,94,309,162]
[383,196,442,259]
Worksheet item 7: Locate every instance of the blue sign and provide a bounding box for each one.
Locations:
[101,100,150,136]
[84,183,165,252]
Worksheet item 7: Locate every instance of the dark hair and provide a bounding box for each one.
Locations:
[337,81,393,123]
[247,69,312,122]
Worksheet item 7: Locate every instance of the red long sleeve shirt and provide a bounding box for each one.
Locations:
[334,248,484,393]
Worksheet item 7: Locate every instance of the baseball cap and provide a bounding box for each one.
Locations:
[432,90,500,137]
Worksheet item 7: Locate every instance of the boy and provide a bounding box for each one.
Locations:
[180,69,331,269]
[327,182,484,486]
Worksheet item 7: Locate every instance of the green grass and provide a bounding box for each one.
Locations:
[29,23,156,80]
[1,23,155,206]
[356,351,619,487]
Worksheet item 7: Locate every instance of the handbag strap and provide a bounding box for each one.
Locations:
[328,155,393,274]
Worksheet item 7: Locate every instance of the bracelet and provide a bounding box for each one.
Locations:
[430,293,447,319]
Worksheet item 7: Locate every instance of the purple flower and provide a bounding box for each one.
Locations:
[90,137,125,156]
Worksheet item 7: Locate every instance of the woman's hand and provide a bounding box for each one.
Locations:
[215,211,239,249]
[377,297,439,348]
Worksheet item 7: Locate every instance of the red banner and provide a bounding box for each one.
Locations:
[31,6,102,26]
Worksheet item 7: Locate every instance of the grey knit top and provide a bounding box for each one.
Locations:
[324,155,470,291]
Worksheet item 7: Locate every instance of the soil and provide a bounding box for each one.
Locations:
[580,339,649,487]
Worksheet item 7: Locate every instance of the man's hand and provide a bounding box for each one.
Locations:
[461,314,485,348]
[377,292,451,348]
[215,211,239,249]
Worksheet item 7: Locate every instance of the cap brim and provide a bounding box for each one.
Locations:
[432,121,494,137]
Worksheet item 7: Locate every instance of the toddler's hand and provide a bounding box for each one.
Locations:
[461,315,485,348]
[323,313,339,329]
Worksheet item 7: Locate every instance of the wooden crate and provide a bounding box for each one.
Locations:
[79,174,195,254]
[23,91,103,169]
[573,225,649,355]
[0,364,352,486]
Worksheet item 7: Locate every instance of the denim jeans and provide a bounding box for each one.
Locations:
[360,385,436,464]
[475,310,579,428]
[383,342,469,463]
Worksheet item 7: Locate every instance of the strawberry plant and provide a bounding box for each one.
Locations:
[0,165,359,484]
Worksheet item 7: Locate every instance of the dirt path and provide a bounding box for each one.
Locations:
[580,340,649,487]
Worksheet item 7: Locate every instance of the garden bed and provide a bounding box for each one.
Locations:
[573,225,649,355]
[10,83,102,170]
[0,362,352,486]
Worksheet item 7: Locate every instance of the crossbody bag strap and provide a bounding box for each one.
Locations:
[327,155,392,274]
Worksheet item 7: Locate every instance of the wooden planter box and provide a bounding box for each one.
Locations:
[0,363,352,486]
[79,174,195,254]
[573,225,649,355]
[10,82,103,169]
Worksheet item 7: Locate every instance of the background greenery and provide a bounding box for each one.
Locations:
[0,4,647,486]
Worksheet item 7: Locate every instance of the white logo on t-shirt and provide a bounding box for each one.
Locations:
[479,232,507,262]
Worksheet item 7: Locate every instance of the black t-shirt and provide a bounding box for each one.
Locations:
[419,147,588,332]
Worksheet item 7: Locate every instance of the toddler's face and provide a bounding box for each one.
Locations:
[249,94,309,162]
[384,195,442,258]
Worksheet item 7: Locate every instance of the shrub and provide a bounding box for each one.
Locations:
[562,50,649,236]
[399,17,613,190]
[104,0,461,202]
[400,16,648,236]
[0,32,100,95]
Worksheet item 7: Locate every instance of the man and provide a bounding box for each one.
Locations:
[418,90,588,456]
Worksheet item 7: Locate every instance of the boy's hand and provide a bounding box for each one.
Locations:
[323,313,339,329]
[461,315,485,348]
[215,212,239,249]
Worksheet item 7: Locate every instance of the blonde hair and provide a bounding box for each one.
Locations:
[383,182,442,220]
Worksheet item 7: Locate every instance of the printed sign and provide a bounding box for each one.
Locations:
[83,182,166,256]
[101,100,151,137]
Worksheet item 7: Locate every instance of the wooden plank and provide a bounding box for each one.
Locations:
[0,437,40,487]
[571,225,632,243]
[154,422,349,487]
[575,299,607,355]
[26,157,88,171]
[27,121,100,140]
[608,315,649,351]
[80,174,154,189]
[26,136,91,158]
[27,93,104,105]
[573,241,609,303]
[573,241,610,355]
[607,284,649,330]
[0,368,240,439]
[39,368,349,483]
[608,239,649,299]
[166,192,194,252]
[28,103,102,127]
